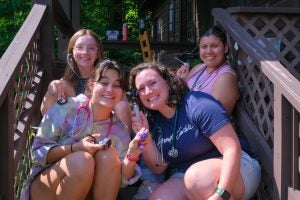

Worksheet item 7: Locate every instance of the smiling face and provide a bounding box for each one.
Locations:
[72,35,99,77]
[89,69,123,109]
[135,68,170,112]
[199,35,228,69]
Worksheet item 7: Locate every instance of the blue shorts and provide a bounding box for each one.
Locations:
[168,151,261,200]
[240,151,261,200]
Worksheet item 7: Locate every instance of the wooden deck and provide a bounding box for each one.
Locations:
[0,1,299,199]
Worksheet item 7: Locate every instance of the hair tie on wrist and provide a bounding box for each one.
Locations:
[71,143,74,153]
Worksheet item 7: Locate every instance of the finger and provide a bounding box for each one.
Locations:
[91,133,101,138]
[87,135,97,144]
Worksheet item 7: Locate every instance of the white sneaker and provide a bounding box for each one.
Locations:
[133,180,161,200]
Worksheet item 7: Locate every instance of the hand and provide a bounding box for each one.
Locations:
[72,133,102,155]
[132,111,149,134]
[127,128,150,157]
[47,80,66,100]
[176,63,190,79]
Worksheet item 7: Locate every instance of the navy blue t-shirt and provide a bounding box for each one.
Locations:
[148,91,230,172]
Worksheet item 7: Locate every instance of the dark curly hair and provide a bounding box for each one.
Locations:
[129,62,189,109]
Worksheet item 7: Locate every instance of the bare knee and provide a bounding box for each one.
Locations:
[184,162,219,199]
[94,147,121,168]
[69,151,95,179]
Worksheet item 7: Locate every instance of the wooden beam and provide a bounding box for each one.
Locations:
[102,40,196,51]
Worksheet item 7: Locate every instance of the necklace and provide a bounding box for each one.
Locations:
[191,66,207,90]
[157,106,179,159]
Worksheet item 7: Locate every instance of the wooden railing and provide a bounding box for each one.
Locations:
[1,2,299,200]
[212,7,300,200]
[0,0,76,199]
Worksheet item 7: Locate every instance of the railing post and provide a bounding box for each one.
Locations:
[31,0,54,125]
[274,87,292,200]
[57,0,80,62]
[0,95,15,200]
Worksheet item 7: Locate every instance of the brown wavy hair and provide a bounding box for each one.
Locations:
[129,62,189,108]
[62,29,104,87]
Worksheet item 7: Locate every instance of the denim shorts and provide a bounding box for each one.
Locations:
[240,151,261,200]
[168,151,261,200]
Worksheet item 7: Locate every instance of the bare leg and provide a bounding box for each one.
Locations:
[149,178,188,200]
[93,147,122,200]
[184,158,244,200]
[30,151,95,200]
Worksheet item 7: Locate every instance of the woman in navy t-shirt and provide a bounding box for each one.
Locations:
[129,62,261,200]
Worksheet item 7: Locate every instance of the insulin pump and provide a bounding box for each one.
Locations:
[98,138,112,150]
[126,89,141,120]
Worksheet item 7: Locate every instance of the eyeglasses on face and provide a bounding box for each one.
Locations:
[74,45,98,53]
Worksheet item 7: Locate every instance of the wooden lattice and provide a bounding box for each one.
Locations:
[13,37,41,199]
[232,13,300,80]
[14,128,35,199]
[213,8,300,199]
[231,41,274,150]
[14,41,39,125]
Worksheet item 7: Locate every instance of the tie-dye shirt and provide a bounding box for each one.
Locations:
[21,94,140,200]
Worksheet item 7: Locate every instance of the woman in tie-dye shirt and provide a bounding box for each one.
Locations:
[21,60,143,200]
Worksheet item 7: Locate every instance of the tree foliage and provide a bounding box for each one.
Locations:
[0,0,31,56]
[80,0,145,68]
[0,0,150,68]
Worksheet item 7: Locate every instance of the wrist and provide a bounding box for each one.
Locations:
[126,154,140,162]
[215,187,231,200]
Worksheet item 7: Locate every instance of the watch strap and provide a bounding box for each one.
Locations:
[215,187,231,200]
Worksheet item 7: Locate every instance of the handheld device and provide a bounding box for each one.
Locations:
[137,130,147,151]
[132,102,141,120]
[57,97,68,105]
[126,89,141,120]
[99,138,112,150]
[174,57,190,67]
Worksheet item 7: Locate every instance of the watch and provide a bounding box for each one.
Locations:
[215,187,231,200]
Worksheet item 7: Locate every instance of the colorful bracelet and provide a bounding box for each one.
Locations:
[126,154,140,162]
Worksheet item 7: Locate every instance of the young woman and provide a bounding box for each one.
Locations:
[130,62,261,200]
[177,25,239,114]
[40,29,131,129]
[22,60,142,200]
[134,26,241,200]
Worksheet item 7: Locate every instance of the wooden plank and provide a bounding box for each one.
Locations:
[53,0,75,37]
[102,40,196,51]
[261,61,300,112]
[0,4,46,106]
[274,87,293,200]
[0,96,15,200]
[235,103,273,174]
[227,7,300,14]
[288,187,300,200]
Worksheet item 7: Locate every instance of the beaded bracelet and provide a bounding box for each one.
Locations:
[126,154,140,162]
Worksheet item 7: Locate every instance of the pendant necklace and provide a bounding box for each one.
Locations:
[157,106,179,159]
